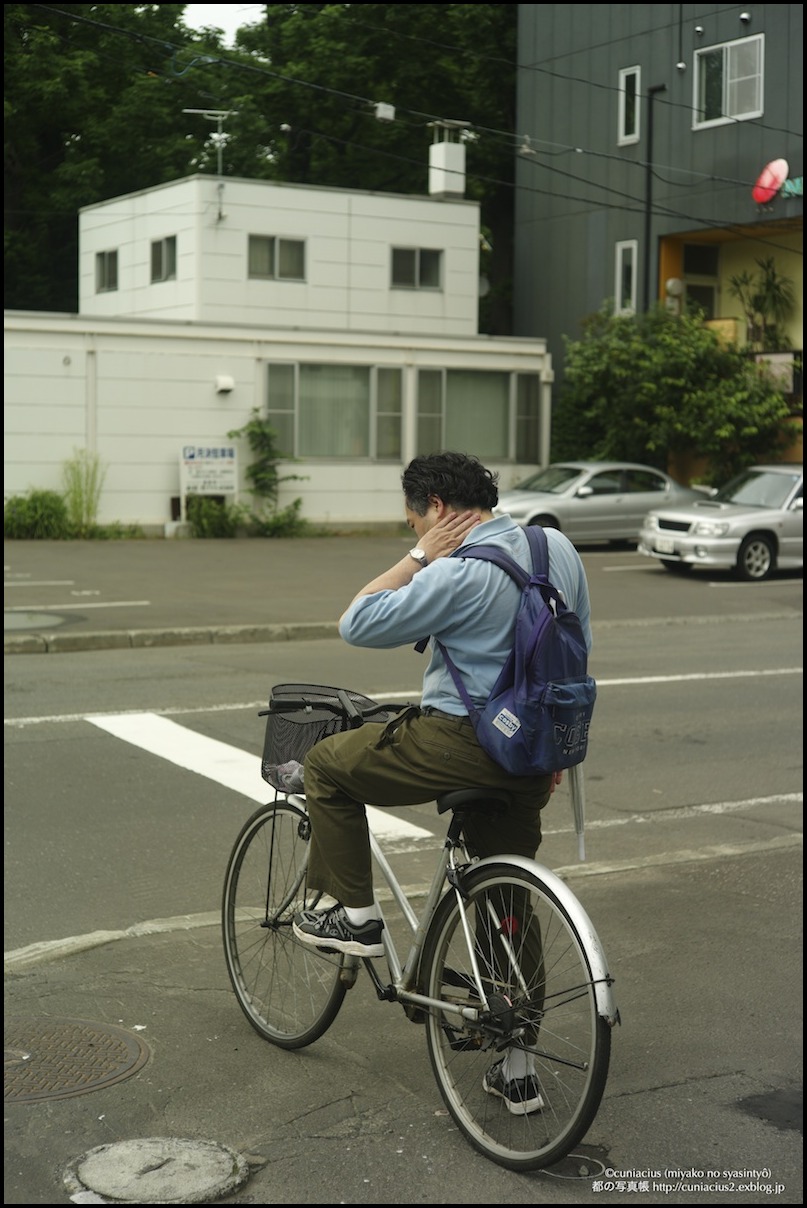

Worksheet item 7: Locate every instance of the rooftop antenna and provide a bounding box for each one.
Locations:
[183,108,238,218]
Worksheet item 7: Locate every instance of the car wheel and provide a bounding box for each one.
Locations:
[736,534,776,581]
[661,560,694,575]
[527,516,560,530]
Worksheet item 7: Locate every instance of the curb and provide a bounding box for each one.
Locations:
[3,621,341,655]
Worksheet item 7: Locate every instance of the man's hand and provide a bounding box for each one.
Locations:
[418,510,481,563]
[339,511,482,618]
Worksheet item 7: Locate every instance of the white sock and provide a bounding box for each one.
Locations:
[502,1048,535,1081]
[344,905,380,926]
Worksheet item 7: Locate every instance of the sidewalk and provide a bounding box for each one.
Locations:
[4,535,408,653]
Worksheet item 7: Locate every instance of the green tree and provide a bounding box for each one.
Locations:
[552,305,796,485]
[5,3,517,330]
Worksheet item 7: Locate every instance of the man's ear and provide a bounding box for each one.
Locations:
[429,495,448,517]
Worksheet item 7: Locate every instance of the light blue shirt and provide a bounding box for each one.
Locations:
[339,516,592,715]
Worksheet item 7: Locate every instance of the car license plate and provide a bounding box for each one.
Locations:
[655,537,675,554]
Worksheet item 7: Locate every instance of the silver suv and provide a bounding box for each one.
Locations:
[638,464,803,581]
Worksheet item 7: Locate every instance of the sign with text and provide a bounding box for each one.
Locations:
[179,444,238,519]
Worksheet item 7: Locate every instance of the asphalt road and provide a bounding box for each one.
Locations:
[3,536,804,1205]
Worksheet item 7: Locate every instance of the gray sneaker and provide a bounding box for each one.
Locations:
[482,1057,545,1115]
[293,904,384,957]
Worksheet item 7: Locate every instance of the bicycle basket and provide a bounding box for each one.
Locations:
[260,682,395,790]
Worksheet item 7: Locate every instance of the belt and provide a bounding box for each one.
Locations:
[421,706,473,724]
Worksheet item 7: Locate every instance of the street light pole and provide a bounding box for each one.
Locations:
[643,84,667,312]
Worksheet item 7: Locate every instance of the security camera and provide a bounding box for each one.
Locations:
[740,12,751,23]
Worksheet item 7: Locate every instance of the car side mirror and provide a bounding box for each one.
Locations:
[576,486,593,498]
[792,496,803,511]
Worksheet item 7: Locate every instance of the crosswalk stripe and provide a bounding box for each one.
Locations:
[84,712,433,842]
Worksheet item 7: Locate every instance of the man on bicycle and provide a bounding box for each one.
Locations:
[293,450,593,1114]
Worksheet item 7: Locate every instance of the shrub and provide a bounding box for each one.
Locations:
[248,499,311,537]
[4,490,72,539]
[63,448,106,536]
[186,495,247,538]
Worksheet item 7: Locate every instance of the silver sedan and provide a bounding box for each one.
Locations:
[494,460,703,544]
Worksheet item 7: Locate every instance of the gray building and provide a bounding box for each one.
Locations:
[514,3,803,411]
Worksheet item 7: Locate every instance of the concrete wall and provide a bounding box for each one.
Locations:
[78,176,481,336]
[4,312,551,530]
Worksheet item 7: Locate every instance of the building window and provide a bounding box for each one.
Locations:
[150,236,176,283]
[615,241,638,314]
[693,34,763,129]
[416,369,541,462]
[248,236,306,280]
[682,243,719,320]
[266,363,402,459]
[95,250,118,293]
[391,247,442,289]
[618,66,641,145]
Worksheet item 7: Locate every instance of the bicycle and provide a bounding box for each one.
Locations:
[222,682,619,1173]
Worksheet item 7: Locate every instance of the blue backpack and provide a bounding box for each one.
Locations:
[424,526,596,777]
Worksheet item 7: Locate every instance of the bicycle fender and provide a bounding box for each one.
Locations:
[469,855,619,1026]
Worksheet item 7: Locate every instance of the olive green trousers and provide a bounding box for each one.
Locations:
[303,710,554,907]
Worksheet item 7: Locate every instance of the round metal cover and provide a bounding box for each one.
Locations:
[4,1016,150,1103]
[64,1137,250,1204]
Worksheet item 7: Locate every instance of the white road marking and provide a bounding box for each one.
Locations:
[4,666,801,728]
[84,712,432,842]
[5,600,150,612]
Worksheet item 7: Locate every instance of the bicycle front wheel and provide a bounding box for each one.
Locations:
[222,800,347,1049]
[422,862,611,1171]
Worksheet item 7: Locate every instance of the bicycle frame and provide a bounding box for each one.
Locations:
[308,801,619,1032]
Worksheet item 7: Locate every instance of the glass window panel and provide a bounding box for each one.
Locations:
[267,363,294,410]
[392,248,417,286]
[445,370,509,458]
[298,364,369,457]
[248,236,274,278]
[377,368,402,413]
[698,48,724,121]
[278,239,305,280]
[516,374,540,462]
[377,414,401,459]
[683,244,719,275]
[417,415,442,455]
[419,249,441,288]
[96,251,118,292]
[417,369,443,413]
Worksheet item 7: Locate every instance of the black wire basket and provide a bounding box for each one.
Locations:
[260,682,397,790]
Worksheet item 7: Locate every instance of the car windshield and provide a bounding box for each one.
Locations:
[513,465,583,494]
[713,469,800,509]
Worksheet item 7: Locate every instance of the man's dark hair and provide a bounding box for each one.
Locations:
[402,452,499,516]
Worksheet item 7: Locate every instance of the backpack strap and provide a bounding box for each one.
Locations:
[524,524,549,578]
[414,534,543,716]
[413,538,532,654]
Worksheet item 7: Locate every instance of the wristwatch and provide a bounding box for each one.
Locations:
[408,547,428,567]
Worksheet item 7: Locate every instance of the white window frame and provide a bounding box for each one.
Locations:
[391,247,443,290]
[150,236,176,283]
[693,33,764,130]
[618,66,641,146]
[415,369,542,462]
[615,240,638,314]
[95,249,118,293]
[266,362,402,460]
[248,235,306,281]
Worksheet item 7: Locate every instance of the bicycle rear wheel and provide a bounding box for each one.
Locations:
[422,862,611,1171]
[222,800,347,1049]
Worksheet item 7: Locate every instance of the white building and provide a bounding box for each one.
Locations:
[5,168,552,531]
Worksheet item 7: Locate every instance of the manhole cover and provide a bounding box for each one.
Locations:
[64,1138,250,1204]
[4,1017,150,1103]
[3,610,76,631]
